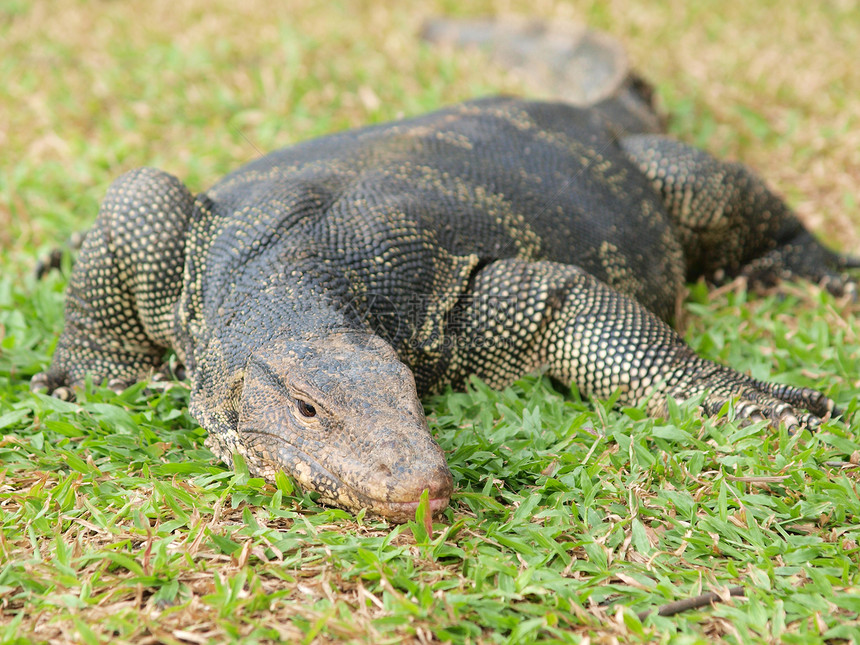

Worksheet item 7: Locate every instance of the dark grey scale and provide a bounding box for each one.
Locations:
[33,97,857,520]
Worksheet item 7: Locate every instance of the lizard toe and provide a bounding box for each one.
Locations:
[733,399,767,424]
[736,388,833,432]
[758,381,840,419]
[30,370,75,400]
[107,378,132,394]
[30,371,53,394]
[800,412,821,432]
[701,380,831,432]
[53,386,75,401]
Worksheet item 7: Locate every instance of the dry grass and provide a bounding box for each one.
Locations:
[3,0,859,251]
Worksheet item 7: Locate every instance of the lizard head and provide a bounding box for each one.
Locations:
[222,331,453,522]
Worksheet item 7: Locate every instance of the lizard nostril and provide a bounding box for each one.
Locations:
[375,462,393,477]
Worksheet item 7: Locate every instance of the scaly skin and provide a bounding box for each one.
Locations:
[32,97,856,520]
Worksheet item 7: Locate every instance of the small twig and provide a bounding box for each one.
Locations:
[824,461,860,469]
[725,474,787,484]
[637,586,745,621]
[231,125,265,158]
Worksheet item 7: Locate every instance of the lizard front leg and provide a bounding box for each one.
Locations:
[444,258,839,429]
[31,167,194,397]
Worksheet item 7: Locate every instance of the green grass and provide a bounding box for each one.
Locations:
[2,0,859,642]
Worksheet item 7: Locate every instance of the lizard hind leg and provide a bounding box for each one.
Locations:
[31,167,194,396]
[619,134,859,298]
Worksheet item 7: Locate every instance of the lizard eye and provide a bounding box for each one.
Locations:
[296,399,317,418]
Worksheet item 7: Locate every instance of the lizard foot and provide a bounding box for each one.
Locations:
[740,229,860,299]
[698,378,841,432]
[30,370,135,400]
[30,370,72,399]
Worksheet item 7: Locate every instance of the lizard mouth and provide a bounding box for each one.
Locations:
[303,453,453,522]
[252,439,453,522]
[335,493,452,523]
